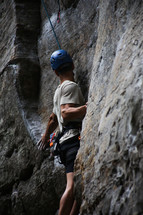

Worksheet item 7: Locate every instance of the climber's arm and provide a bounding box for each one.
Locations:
[38,113,58,150]
[61,103,87,121]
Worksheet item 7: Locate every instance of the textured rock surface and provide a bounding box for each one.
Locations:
[0,0,143,214]
[75,1,143,215]
[0,1,65,215]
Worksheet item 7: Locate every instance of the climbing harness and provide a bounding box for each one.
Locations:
[37,121,81,165]
[49,130,80,165]
[41,0,61,49]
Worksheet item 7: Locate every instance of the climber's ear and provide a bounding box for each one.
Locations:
[54,70,59,76]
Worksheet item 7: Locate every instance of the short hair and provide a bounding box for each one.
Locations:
[56,62,73,74]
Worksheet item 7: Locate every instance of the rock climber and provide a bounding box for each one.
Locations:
[39,49,87,215]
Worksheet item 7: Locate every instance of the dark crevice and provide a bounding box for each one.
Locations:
[13,0,42,143]
[0,181,14,196]
[5,144,17,158]
[19,164,34,181]
[61,0,80,9]
[131,99,142,135]
[77,69,90,102]
[0,197,12,215]
[17,60,40,101]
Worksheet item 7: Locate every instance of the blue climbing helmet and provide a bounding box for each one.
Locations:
[50,50,73,70]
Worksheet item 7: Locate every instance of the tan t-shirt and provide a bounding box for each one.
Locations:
[53,80,85,137]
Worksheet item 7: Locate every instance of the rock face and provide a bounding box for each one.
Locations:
[75,1,143,214]
[0,0,143,215]
[0,1,65,215]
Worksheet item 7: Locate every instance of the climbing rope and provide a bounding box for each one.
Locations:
[41,0,61,49]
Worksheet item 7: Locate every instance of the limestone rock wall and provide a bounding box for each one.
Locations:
[75,1,143,215]
[0,1,65,215]
[0,0,143,215]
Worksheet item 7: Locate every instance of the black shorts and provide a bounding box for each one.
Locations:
[59,136,80,173]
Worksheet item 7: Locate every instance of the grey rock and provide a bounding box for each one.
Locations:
[0,0,143,215]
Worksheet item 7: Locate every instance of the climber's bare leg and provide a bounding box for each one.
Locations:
[58,172,74,215]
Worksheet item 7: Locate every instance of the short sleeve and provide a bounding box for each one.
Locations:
[60,81,84,105]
